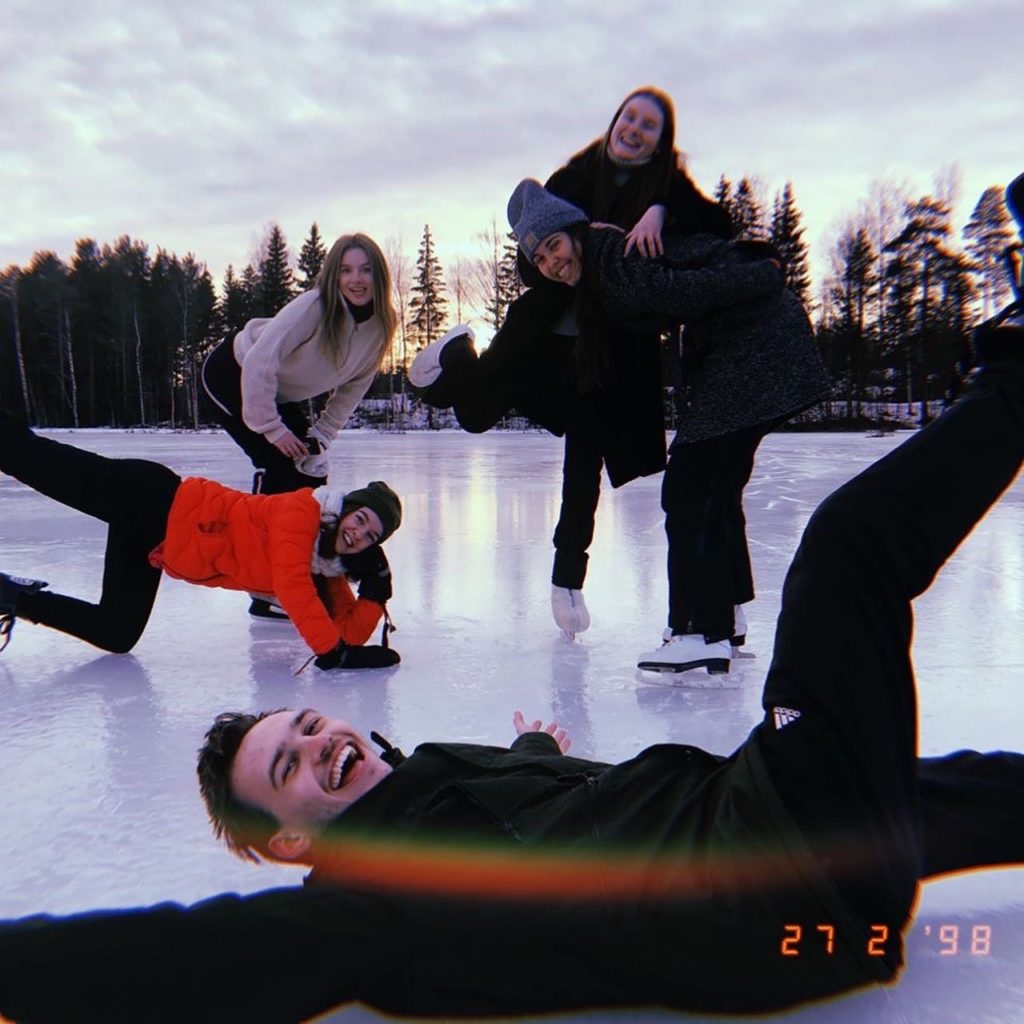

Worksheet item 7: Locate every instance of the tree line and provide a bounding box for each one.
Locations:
[1,172,1015,430]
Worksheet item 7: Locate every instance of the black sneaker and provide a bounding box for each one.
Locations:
[248,598,289,621]
[0,573,48,652]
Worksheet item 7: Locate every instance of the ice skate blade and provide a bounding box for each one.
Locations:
[248,599,289,621]
[637,658,731,675]
[635,667,741,690]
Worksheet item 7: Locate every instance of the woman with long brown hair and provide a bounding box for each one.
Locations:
[202,232,398,617]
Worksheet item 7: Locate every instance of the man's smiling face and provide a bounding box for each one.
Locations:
[230,708,392,861]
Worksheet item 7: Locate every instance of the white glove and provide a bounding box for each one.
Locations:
[295,450,329,478]
[296,425,331,478]
[307,424,332,450]
[408,324,476,387]
[551,585,590,640]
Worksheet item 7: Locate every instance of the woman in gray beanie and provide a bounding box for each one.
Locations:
[506,177,829,676]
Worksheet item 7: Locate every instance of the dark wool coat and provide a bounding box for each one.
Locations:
[582,228,831,444]
[0,731,905,1022]
[547,140,734,236]
[438,285,667,490]
[517,142,733,288]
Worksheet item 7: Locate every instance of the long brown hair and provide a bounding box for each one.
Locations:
[316,233,398,368]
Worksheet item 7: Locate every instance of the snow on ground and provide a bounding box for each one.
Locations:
[1,428,1022,1023]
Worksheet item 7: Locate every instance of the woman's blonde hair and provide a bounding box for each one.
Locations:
[316,233,398,368]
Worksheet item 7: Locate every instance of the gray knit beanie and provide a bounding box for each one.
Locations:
[507,179,589,263]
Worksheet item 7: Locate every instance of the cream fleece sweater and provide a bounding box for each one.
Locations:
[232,289,386,443]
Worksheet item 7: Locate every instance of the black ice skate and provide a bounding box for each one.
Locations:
[248,598,290,621]
[0,573,48,652]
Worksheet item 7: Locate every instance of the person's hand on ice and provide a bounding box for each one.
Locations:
[551,585,590,640]
[513,710,571,754]
[315,641,400,670]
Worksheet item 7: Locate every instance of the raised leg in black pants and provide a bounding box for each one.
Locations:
[754,353,1023,940]
[0,414,180,652]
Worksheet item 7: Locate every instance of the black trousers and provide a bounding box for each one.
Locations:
[551,431,603,589]
[661,423,767,641]
[753,354,1024,931]
[0,414,180,652]
[201,338,324,495]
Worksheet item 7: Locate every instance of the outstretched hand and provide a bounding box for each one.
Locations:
[512,710,571,754]
[624,204,666,258]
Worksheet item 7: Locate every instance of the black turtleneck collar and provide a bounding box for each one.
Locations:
[345,297,375,324]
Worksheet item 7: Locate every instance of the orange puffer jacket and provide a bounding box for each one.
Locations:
[148,478,383,654]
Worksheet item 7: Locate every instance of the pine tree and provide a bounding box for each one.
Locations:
[258,224,295,315]
[731,178,766,241]
[68,239,108,425]
[963,185,1014,320]
[472,220,510,334]
[714,175,733,222]
[239,263,263,319]
[104,236,151,427]
[0,265,32,419]
[219,264,251,340]
[770,182,812,307]
[827,226,878,420]
[297,222,327,291]
[409,224,448,351]
[884,195,956,423]
[498,233,523,310]
[165,253,218,428]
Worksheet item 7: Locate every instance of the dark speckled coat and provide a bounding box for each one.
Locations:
[584,228,830,444]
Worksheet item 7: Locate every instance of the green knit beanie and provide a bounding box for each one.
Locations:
[341,481,402,542]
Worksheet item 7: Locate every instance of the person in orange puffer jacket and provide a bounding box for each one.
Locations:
[0,411,402,669]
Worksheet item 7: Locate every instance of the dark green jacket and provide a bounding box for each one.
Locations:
[0,731,904,1022]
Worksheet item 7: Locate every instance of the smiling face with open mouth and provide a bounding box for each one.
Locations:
[532,231,583,286]
[334,506,384,555]
[231,708,392,860]
[606,94,665,164]
[338,246,373,307]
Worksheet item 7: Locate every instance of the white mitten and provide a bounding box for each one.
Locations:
[307,424,332,450]
[295,450,330,479]
[408,324,476,387]
[296,425,331,478]
[551,585,590,639]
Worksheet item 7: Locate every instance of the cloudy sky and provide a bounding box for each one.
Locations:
[2,0,1021,306]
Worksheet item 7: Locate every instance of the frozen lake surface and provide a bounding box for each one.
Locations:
[1,428,1022,1023]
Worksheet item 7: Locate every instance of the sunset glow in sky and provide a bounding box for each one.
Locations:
[3,0,1021,306]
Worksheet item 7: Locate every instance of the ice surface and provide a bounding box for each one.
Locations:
[1,428,1022,1023]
